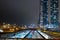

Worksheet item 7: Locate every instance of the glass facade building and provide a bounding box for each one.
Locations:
[42,0,48,25]
[50,0,59,27]
[39,0,59,28]
[39,0,48,26]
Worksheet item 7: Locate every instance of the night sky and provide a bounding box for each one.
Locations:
[0,0,40,25]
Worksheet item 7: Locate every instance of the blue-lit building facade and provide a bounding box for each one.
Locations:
[50,0,59,27]
[39,0,48,26]
[39,0,59,28]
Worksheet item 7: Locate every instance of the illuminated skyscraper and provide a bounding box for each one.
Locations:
[50,0,59,27]
[39,0,60,28]
[39,0,49,26]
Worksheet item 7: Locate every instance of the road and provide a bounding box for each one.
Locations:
[9,30,46,39]
[9,30,31,38]
[26,30,43,39]
[0,30,51,39]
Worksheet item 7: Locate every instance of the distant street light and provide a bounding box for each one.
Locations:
[0,29,3,32]
[3,22,5,25]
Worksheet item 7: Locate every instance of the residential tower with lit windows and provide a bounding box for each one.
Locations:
[39,0,60,28]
